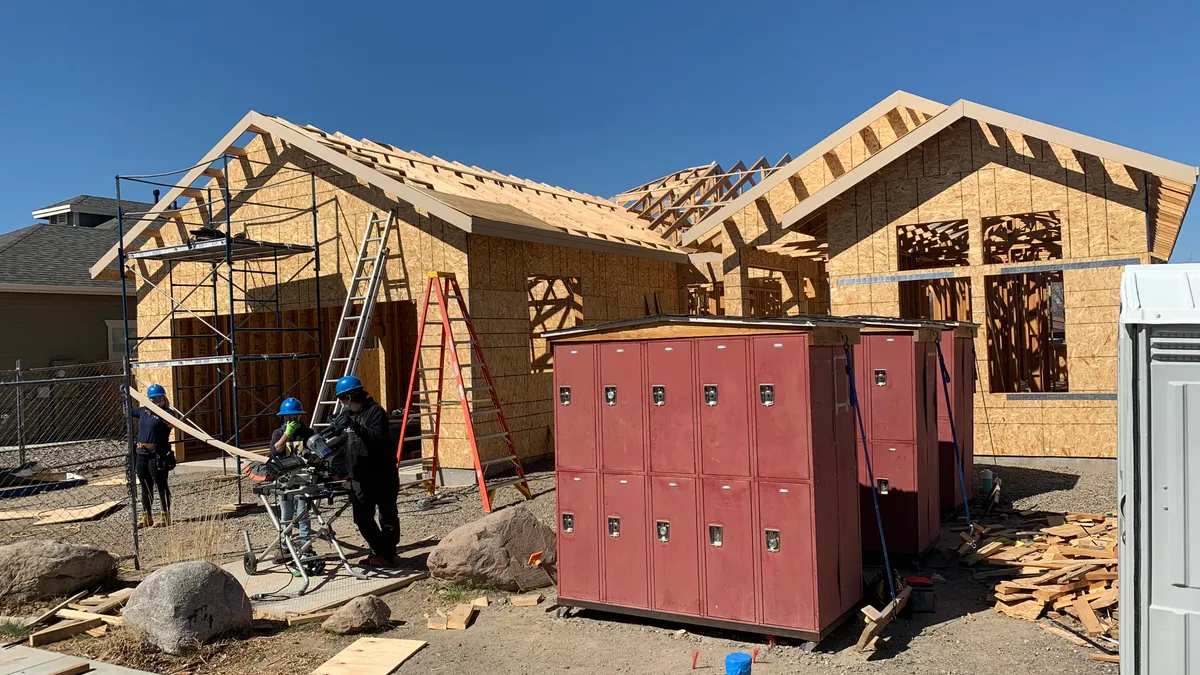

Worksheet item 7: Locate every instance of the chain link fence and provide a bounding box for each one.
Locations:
[0,361,139,562]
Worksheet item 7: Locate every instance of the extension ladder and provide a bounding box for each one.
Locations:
[399,272,532,512]
[311,212,395,429]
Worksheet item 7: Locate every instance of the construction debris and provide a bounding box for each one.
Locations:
[312,637,426,675]
[446,604,478,631]
[968,510,1118,663]
[509,593,543,607]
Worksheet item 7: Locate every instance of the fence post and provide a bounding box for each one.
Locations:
[14,360,25,466]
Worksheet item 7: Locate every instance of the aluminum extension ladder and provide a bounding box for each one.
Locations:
[311,211,395,429]
[399,272,532,512]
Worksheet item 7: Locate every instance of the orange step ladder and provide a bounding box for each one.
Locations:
[398,272,533,512]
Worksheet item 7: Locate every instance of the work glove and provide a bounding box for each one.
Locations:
[283,421,300,438]
[332,410,353,431]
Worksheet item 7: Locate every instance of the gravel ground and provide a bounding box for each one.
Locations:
[975,462,1117,515]
[37,462,1121,675]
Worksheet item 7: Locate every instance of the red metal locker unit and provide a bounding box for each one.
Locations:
[937,323,978,511]
[849,317,942,557]
[556,471,600,601]
[553,344,597,470]
[547,315,864,643]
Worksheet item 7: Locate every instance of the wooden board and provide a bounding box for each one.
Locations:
[1090,653,1119,663]
[35,502,122,526]
[1073,596,1104,635]
[44,662,93,675]
[128,387,269,463]
[0,508,45,521]
[55,609,123,626]
[509,593,543,607]
[286,611,336,626]
[446,604,477,630]
[82,588,134,615]
[995,599,1045,621]
[856,585,912,650]
[311,637,427,675]
[28,618,104,647]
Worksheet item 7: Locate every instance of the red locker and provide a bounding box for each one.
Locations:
[602,474,649,608]
[864,335,915,443]
[553,344,597,470]
[650,476,701,616]
[557,471,600,602]
[648,341,696,474]
[697,338,750,477]
[752,336,812,480]
[701,479,755,623]
[757,482,816,630]
[600,343,645,472]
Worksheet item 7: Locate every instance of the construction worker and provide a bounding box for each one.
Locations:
[127,383,174,527]
[271,397,314,566]
[331,375,399,567]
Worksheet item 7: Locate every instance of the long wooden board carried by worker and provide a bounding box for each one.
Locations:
[128,387,269,464]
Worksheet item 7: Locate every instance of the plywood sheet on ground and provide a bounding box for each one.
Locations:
[0,644,157,675]
[220,559,426,619]
[312,637,426,675]
[35,501,122,526]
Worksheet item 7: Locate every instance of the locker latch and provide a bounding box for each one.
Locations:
[759,384,775,407]
[608,517,621,538]
[708,524,723,547]
[604,385,617,406]
[652,385,666,406]
[765,529,781,553]
[874,369,887,386]
[877,478,890,495]
[656,520,670,542]
[559,386,571,406]
[703,385,718,407]
[561,513,575,533]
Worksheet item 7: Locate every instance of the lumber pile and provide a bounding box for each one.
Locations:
[26,588,133,647]
[967,511,1119,662]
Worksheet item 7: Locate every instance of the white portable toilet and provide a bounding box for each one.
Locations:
[1118,263,1200,675]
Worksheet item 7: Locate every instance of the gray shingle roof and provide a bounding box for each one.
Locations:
[34,195,156,216]
[0,224,129,291]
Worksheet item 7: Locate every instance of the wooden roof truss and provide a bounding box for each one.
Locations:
[897,219,971,269]
[982,211,1063,265]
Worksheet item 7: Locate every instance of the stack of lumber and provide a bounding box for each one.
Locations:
[26,588,133,646]
[964,511,1119,662]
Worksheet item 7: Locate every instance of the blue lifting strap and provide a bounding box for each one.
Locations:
[934,338,975,542]
[841,338,897,605]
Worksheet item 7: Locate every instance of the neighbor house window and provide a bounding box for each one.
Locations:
[106,320,134,362]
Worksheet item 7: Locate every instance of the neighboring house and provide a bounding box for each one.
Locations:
[0,196,150,370]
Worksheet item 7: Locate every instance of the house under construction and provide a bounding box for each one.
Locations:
[91,91,1196,471]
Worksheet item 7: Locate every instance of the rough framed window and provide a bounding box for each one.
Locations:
[983,211,1062,264]
[899,278,972,322]
[528,276,582,374]
[984,272,1068,393]
[686,282,724,316]
[896,219,969,271]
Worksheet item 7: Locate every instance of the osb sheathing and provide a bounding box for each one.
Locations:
[133,133,681,467]
[716,116,1151,459]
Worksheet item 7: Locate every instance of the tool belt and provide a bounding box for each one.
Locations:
[136,442,157,450]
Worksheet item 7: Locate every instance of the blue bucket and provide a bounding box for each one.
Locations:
[724,652,752,675]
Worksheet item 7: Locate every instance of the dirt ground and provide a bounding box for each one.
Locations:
[38,461,1118,675]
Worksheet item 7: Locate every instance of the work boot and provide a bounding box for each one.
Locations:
[139,512,154,528]
[160,511,171,527]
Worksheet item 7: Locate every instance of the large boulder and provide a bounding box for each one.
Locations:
[427,505,556,591]
[321,596,391,634]
[0,539,114,605]
[123,561,251,654]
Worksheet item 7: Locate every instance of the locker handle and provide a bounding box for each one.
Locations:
[561,513,575,533]
[765,529,781,553]
[703,385,718,406]
[759,384,775,406]
[559,385,571,406]
[656,520,670,542]
[708,524,723,547]
[607,517,621,538]
[604,385,617,406]
[877,478,890,495]
[652,385,666,406]
[874,369,887,386]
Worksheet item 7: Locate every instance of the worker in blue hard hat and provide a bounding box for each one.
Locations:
[330,375,399,567]
[126,383,176,528]
[271,397,316,573]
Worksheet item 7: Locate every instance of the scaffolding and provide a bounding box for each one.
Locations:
[115,153,324,505]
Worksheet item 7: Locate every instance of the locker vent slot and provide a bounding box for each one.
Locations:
[765,529,781,552]
[1151,333,1200,362]
[708,524,723,547]
[652,385,666,406]
[561,513,574,533]
[607,517,621,538]
[559,386,571,406]
[604,385,617,406]
[656,520,670,542]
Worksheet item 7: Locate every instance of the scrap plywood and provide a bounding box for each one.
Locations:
[35,501,122,526]
[312,637,426,675]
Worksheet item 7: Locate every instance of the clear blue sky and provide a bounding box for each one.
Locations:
[2,1,1198,258]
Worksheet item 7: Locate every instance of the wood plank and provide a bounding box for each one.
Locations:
[28,618,103,647]
[35,502,122,526]
[426,617,447,630]
[83,587,134,615]
[856,585,912,651]
[286,610,336,627]
[1073,596,1104,636]
[312,637,427,675]
[446,604,478,630]
[27,591,90,629]
[55,609,123,626]
[1040,623,1087,646]
[509,593,543,607]
[470,596,490,607]
[43,661,93,675]
[1090,653,1119,663]
[995,599,1045,621]
[128,387,269,463]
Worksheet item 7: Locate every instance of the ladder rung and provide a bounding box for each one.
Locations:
[332,357,349,362]
[453,340,475,346]
[364,237,382,242]
[449,317,470,322]
[485,476,527,491]
[470,408,500,418]
[420,344,444,349]
[404,434,436,442]
[415,402,457,408]
[459,362,484,369]
[353,276,370,281]
[345,316,362,321]
[349,295,366,301]
[444,294,463,300]
[412,389,438,395]
[337,336,355,341]
[417,367,443,372]
[316,400,337,407]
[409,411,439,417]
[480,456,517,467]
[474,431,509,442]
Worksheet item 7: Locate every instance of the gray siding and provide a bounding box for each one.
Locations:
[0,292,134,369]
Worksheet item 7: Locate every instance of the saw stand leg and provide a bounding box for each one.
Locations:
[245,493,312,596]
[310,499,367,581]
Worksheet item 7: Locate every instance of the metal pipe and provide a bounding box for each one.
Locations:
[222,154,244,505]
[116,176,142,569]
[311,170,324,376]
[14,360,25,465]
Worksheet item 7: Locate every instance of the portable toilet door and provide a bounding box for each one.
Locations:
[1118,263,1200,675]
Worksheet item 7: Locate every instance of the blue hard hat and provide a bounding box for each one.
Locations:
[335,375,364,397]
[147,384,166,398]
[277,397,304,416]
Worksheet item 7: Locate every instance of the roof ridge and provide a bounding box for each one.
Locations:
[0,223,45,256]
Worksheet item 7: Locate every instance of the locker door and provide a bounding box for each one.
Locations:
[650,476,701,616]
[600,343,646,472]
[557,471,600,601]
[702,479,755,623]
[698,338,750,477]
[865,335,915,443]
[648,341,696,474]
[553,344,597,470]
[602,474,649,608]
[752,336,811,479]
[757,481,816,631]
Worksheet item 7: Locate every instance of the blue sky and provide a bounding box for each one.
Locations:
[2,1,1198,258]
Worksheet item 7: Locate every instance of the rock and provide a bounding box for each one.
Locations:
[427,505,556,591]
[123,561,251,654]
[0,539,115,605]
[321,596,391,634]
